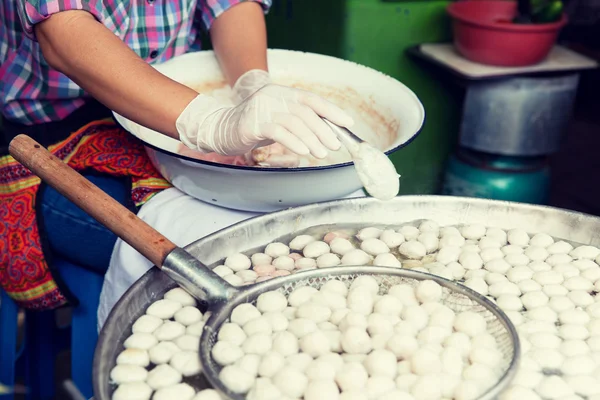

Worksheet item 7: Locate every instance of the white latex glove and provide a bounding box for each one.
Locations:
[232,69,272,103]
[176,79,354,159]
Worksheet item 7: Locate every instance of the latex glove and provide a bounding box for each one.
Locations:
[232,69,272,103]
[176,83,354,158]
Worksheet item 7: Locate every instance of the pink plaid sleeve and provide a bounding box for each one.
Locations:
[16,0,106,40]
[198,0,272,31]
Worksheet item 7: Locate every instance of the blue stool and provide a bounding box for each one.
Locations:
[0,258,103,400]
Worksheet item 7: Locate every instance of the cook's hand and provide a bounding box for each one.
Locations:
[176,82,354,158]
[232,69,272,103]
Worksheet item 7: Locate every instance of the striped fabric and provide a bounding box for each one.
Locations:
[0,0,271,125]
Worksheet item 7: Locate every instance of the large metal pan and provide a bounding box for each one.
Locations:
[92,192,600,398]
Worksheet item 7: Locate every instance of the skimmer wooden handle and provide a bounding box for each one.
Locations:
[9,134,176,267]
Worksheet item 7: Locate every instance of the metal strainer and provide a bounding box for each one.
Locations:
[10,135,520,400]
[198,266,520,400]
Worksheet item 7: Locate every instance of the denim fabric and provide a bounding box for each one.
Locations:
[39,174,135,274]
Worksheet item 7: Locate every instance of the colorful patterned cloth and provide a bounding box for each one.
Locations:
[1,0,271,125]
[0,120,171,310]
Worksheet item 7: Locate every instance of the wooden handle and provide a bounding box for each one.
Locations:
[9,134,176,267]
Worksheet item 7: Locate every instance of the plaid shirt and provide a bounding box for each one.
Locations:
[0,0,270,125]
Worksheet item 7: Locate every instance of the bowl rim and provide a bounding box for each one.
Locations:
[113,48,426,173]
[447,1,568,32]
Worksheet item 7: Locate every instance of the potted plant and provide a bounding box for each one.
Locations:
[447,0,568,66]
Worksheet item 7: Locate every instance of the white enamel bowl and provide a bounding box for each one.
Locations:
[113,49,425,212]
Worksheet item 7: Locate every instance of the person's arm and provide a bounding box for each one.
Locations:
[209,2,268,87]
[35,10,198,139]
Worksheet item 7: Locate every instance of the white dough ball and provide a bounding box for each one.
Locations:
[436,246,461,265]
[304,380,340,400]
[170,351,202,377]
[272,331,299,356]
[321,280,348,297]
[186,320,205,336]
[440,235,466,248]
[304,241,330,258]
[417,233,439,254]
[488,281,521,297]
[502,245,524,255]
[317,253,341,268]
[454,312,486,337]
[388,284,418,306]
[341,327,372,354]
[529,233,554,247]
[296,257,317,270]
[312,291,346,310]
[116,348,150,367]
[374,253,402,267]
[251,253,272,267]
[146,299,182,320]
[258,351,285,378]
[507,228,530,246]
[360,238,390,256]
[213,265,234,278]
[525,246,550,262]
[527,306,558,323]
[427,264,454,281]
[402,305,429,331]
[547,241,574,255]
[273,256,295,271]
[290,235,316,251]
[330,238,355,256]
[305,359,337,381]
[218,323,248,346]
[522,291,549,309]
[223,274,244,286]
[505,253,530,267]
[288,286,318,307]
[387,334,418,359]
[246,378,281,400]
[460,224,486,240]
[380,229,405,248]
[480,247,505,263]
[231,304,261,326]
[148,341,180,365]
[485,227,507,244]
[124,333,158,350]
[447,262,466,279]
[154,321,185,341]
[111,382,153,400]
[484,259,511,274]
[243,333,273,355]
[507,266,534,283]
[518,279,542,293]
[357,227,382,240]
[374,295,403,316]
[174,306,202,326]
[546,253,573,266]
[341,249,372,266]
[560,324,590,340]
[460,251,484,270]
[192,390,223,400]
[415,280,443,303]
[478,237,502,250]
[164,287,196,307]
[399,226,420,241]
[110,364,148,384]
[364,349,397,378]
[175,335,199,352]
[132,315,163,334]
[272,366,308,398]
[288,318,318,338]
[496,295,523,311]
[300,330,330,357]
[225,253,252,272]
[543,284,568,297]
[212,341,244,366]
[336,362,368,391]
[464,277,488,296]
[399,241,427,260]
[262,312,289,332]
[350,276,380,295]
[256,291,288,313]
[560,340,589,356]
[220,365,255,394]
[265,242,290,258]
[146,364,182,390]
[536,375,574,399]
